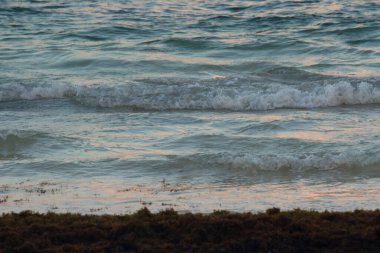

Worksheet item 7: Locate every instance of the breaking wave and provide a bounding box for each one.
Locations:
[0,130,44,148]
[172,150,380,172]
[0,130,43,159]
[1,79,380,111]
[0,130,37,142]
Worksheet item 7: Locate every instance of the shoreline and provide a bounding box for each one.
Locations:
[2,177,379,214]
[1,208,379,252]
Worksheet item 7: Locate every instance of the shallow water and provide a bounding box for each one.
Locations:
[0,0,379,213]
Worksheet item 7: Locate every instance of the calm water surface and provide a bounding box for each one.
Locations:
[0,0,379,213]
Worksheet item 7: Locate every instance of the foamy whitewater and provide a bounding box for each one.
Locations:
[0,0,379,213]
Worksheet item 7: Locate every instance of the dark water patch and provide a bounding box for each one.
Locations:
[0,131,41,146]
[88,26,154,37]
[138,39,161,45]
[42,4,67,10]
[0,131,43,159]
[226,5,251,12]
[225,39,311,54]
[0,126,86,163]
[0,153,26,160]
[187,15,243,30]
[0,6,45,15]
[0,36,33,42]
[245,14,317,27]
[58,33,108,42]
[162,37,223,50]
[205,15,241,22]
[328,25,380,37]
[52,58,96,68]
[107,8,135,14]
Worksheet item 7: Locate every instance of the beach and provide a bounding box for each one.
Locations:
[1,0,380,251]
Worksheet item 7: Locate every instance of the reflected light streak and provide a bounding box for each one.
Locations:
[274,130,335,142]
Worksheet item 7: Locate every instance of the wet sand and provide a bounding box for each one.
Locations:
[2,177,380,214]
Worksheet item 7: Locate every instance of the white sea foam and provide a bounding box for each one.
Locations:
[0,83,76,102]
[1,80,379,110]
[181,150,380,171]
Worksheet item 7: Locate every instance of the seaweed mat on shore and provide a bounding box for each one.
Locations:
[1,208,380,253]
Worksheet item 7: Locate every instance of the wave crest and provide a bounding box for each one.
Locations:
[175,150,380,171]
[1,80,379,111]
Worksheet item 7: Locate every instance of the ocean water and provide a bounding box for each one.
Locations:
[0,0,379,213]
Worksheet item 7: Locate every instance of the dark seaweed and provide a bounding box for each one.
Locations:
[0,208,380,253]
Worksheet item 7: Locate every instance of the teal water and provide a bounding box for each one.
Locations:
[0,0,379,213]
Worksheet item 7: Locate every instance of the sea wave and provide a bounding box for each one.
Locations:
[0,130,41,160]
[172,150,380,171]
[1,80,379,111]
[0,130,43,147]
